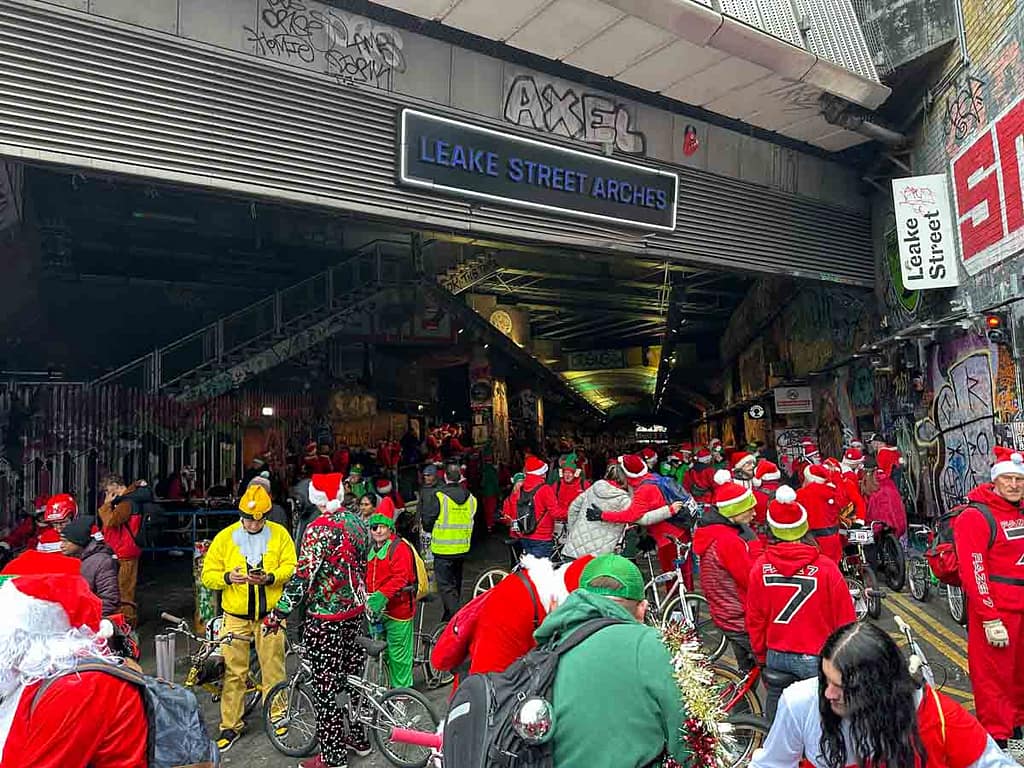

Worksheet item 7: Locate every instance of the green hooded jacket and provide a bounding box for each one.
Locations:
[533,590,689,768]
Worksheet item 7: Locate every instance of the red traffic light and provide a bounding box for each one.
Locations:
[986,315,1003,328]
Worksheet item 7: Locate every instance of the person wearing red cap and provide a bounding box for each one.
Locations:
[431,554,594,682]
[373,477,407,532]
[692,470,763,673]
[639,446,659,473]
[731,451,758,488]
[790,439,821,488]
[0,574,148,768]
[302,443,333,476]
[589,455,692,589]
[0,494,48,556]
[746,485,855,720]
[1,495,83,577]
[797,465,844,563]
[675,444,694,485]
[840,447,868,521]
[364,498,417,688]
[954,446,1024,749]
[504,455,565,560]
[683,448,717,503]
[751,459,782,542]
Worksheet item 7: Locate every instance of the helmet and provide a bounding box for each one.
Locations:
[43,493,78,524]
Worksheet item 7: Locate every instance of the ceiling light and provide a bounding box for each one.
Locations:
[261,406,274,416]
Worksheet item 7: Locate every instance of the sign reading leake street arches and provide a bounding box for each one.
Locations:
[398,109,679,232]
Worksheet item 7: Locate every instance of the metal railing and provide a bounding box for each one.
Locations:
[91,241,413,393]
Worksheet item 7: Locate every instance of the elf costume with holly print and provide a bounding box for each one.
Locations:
[365,498,416,688]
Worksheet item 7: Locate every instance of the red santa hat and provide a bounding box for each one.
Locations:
[640,447,658,461]
[754,459,781,483]
[304,441,318,456]
[695,448,713,464]
[679,442,694,455]
[36,526,64,554]
[308,472,344,513]
[713,470,755,518]
[562,554,595,592]
[766,485,808,541]
[618,454,649,479]
[992,446,1024,481]
[877,445,903,477]
[524,455,548,477]
[710,438,723,449]
[0,574,110,637]
[801,439,820,458]
[843,447,865,466]
[804,464,830,485]
[730,451,756,471]
[375,478,393,495]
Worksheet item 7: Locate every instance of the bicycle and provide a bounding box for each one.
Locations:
[412,593,454,690]
[264,633,440,767]
[262,640,318,757]
[839,524,883,620]
[907,523,968,626]
[870,520,906,591]
[471,526,571,598]
[160,611,263,717]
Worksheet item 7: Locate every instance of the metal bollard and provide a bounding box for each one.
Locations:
[154,634,169,680]
[165,632,176,684]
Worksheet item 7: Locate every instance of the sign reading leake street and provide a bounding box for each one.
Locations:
[398,109,679,232]
[891,174,960,290]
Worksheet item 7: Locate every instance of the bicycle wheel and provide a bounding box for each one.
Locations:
[371,687,440,768]
[879,534,906,591]
[472,568,508,597]
[713,664,763,718]
[908,555,932,602]
[661,592,727,662]
[863,567,882,619]
[719,714,770,768]
[845,576,869,621]
[262,681,318,758]
[947,584,967,626]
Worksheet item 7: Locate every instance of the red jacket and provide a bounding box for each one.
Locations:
[866,475,907,538]
[1,548,82,576]
[303,455,334,475]
[954,483,1024,621]
[746,542,856,662]
[1,670,148,768]
[469,570,546,674]
[554,477,588,512]
[601,476,677,547]
[366,535,417,621]
[797,482,840,534]
[692,514,763,633]
[683,465,717,501]
[841,472,867,521]
[2,516,39,550]
[506,476,565,542]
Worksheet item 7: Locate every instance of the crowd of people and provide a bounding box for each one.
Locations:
[2,426,1024,768]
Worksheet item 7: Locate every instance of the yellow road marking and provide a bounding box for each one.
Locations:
[887,594,970,672]
[889,591,968,650]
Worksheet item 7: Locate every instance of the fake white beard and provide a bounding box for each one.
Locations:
[520,555,569,612]
[232,524,272,567]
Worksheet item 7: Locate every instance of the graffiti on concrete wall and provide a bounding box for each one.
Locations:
[995,343,1020,422]
[245,0,406,89]
[850,362,875,413]
[883,226,920,323]
[943,74,987,142]
[775,427,816,477]
[503,73,646,155]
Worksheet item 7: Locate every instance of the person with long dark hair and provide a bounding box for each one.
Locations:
[752,621,1013,768]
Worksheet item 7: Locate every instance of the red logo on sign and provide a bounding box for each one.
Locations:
[951,97,1024,273]
[683,125,700,157]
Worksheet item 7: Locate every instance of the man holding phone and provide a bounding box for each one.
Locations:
[202,484,296,753]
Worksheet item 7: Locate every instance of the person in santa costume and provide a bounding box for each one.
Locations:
[864,450,907,539]
[822,458,856,528]
[746,485,855,721]
[303,442,333,476]
[431,554,594,681]
[751,459,782,541]
[692,470,763,673]
[364,498,417,688]
[639,446,659,474]
[790,439,821,488]
[710,439,727,471]
[731,451,758,488]
[839,448,868,521]
[0,495,48,557]
[0,573,147,768]
[554,452,589,513]
[954,446,1024,749]
[2,495,82,577]
[588,455,693,589]
[752,621,1012,768]
[503,456,565,559]
[797,464,843,563]
[683,447,717,502]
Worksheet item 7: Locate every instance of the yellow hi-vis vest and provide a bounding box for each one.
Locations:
[431,491,476,556]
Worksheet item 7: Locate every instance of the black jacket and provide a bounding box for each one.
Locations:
[78,540,121,616]
[421,482,470,533]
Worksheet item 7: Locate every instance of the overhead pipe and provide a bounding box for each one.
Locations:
[819,94,908,147]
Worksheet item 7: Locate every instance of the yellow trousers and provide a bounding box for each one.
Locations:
[219,613,286,732]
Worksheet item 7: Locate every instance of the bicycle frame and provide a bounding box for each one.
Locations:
[646,537,696,625]
[721,666,761,712]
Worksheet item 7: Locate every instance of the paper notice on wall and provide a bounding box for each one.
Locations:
[774,386,814,414]
[0,161,22,233]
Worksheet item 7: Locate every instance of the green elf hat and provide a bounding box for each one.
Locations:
[712,470,756,518]
[349,464,364,477]
[368,497,396,529]
[766,485,808,541]
[580,553,645,601]
[560,452,578,470]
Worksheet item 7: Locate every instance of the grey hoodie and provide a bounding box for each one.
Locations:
[563,480,673,559]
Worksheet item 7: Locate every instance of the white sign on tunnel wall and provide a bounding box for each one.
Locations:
[891,174,960,290]
[774,386,814,414]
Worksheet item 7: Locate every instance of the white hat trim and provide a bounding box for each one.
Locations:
[767,503,808,530]
[992,453,1024,481]
[758,470,781,482]
[618,456,648,479]
[526,463,549,477]
[804,466,827,484]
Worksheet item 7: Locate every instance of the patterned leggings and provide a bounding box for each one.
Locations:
[305,616,366,767]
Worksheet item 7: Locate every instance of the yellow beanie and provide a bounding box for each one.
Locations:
[238,485,272,520]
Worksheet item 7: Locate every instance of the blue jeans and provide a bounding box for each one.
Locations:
[519,539,553,559]
[765,650,819,722]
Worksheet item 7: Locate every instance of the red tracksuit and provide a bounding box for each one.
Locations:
[746,541,856,663]
[504,476,565,544]
[602,476,692,587]
[554,478,588,512]
[841,471,867,521]
[683,465,717,502]
[366,534,416,620]
[692,515,763,634]
[954,483,1024,739]
[797,483,842,563]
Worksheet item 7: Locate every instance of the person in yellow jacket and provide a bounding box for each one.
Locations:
[201,484,296,753]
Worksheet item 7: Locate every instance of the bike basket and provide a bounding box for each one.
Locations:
[846,528,874,544]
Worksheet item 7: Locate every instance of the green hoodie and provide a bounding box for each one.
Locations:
[533,590,689,768]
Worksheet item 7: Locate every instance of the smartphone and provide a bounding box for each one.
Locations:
[249,568,264,577]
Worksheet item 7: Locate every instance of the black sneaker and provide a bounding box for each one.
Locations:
[216,729,241,753]
[346,734,372,758]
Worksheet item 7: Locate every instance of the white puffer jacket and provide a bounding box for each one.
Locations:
[563,480,673,559]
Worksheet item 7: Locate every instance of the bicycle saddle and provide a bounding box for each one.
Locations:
[761,668,806,689]
[356,637,388,658]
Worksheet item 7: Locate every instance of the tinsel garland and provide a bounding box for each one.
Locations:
[660,622,729,768]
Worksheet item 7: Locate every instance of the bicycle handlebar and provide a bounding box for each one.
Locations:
[161,612,185,625]
[894,615,910,635]
[389,727,442,750]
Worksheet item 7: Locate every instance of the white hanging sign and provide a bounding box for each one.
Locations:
[891,174,960,290]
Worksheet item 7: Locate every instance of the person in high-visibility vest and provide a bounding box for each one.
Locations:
[422,463,478,620]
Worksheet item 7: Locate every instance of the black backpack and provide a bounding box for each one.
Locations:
[33,660,219,768]
[443,617,623,768]
[514,485,542,535]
